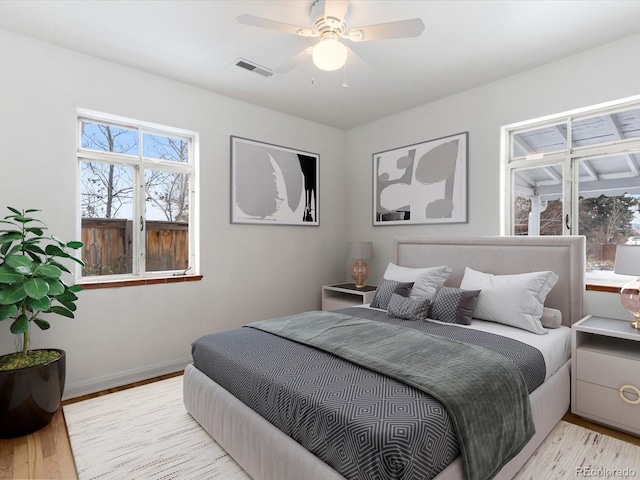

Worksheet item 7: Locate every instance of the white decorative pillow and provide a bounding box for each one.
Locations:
[459,267,559,335]
[382,263,452,300]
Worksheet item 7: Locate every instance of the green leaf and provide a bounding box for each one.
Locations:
[49,260,71,274]
[48,306,74,318]
[0,266,24,284]
[25,227,44,236]
[0,284,27,305]
[67,285,84,293]
[58,291,78,302]
[10,314,29,334]
[0,232,22,244]
[0,304,18,321]
[23,243,46,255]
[46,280,65,296]
[13,215,37,224]
[14,215,35,224]
[33,318,50,330]
[7,207,21,216]
[35,264,62,279]
[45,244,66,257]
[58,299,77,312]
[68,256,85,267]
[66,241,84,249]
[6,255,34,275]
[27,295,51,312]
[24,278,50,300]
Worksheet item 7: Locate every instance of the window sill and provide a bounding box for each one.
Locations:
[79,275,203,290]
[585,271,634,293]
[586,283,621,294]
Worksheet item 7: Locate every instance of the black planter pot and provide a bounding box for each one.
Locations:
[0,349,66,438]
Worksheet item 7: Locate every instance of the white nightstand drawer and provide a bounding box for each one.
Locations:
[576,349,640,390]
[576,380,640,433]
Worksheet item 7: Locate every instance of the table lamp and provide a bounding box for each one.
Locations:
[348,241,373,289]
[614,244,640,329]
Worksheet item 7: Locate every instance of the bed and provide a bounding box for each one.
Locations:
[184,235,585,480]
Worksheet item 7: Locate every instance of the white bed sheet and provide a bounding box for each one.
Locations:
[360,304,571,381]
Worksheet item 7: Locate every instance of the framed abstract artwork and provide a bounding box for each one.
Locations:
[373,132,468,225]
[231,136,319,225]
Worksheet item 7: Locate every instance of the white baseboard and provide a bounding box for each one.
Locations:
[63,356,192,401]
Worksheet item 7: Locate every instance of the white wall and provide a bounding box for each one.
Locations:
[3,28,638,397]
[0,29,346,398]
[344,33,640,322]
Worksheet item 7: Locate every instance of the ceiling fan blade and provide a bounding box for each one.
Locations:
[347,18,425,42]
[274,47,313,74]
[323,0,349,25]
[345,45,371,73]
[237,14,315,37]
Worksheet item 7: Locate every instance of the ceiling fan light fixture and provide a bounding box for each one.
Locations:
[312,39,348,71]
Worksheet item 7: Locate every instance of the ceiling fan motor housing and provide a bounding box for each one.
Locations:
[311,0,348,37]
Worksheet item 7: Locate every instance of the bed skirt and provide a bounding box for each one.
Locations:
[183,360,570,480]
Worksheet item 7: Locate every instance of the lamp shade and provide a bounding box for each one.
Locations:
[347,241,373,260]
[312,39,348,71]
[614,245,640,276]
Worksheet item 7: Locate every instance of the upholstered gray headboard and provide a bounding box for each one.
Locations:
[394,236,586,326]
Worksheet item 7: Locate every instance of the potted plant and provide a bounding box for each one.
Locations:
[0,207,84,438]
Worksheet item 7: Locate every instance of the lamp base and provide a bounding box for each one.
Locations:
[350,260,370,289]
[619,278,640,330]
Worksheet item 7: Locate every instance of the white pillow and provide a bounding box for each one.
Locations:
[382,263,452,300]
[459,267,559,335]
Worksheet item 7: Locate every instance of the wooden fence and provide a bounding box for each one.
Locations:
[81,218,188,275]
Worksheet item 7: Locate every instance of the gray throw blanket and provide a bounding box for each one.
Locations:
[247,310,535,480]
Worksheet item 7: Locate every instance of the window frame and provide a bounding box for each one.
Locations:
[501,95,640,282]
[76,109,199,283]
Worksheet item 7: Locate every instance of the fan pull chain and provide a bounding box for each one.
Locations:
[311,62,315,85]
[342,63,348,88]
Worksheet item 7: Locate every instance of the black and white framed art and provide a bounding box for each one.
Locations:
[231,136,319,225]
[373,132,468,225]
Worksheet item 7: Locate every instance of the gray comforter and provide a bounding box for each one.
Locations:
[191,308,545,480]
[247,311,534,480]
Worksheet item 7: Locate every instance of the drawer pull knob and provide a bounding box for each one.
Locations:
[618,384,640,405]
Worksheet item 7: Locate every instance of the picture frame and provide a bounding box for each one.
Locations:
[373,132,468,226]
[231,136,319,225]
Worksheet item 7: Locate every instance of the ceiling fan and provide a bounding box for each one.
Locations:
[237,0,425,74]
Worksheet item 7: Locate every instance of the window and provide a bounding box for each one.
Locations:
[502,96,640,274]
[77,110,198,281]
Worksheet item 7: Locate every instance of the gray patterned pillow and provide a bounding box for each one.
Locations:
[388,293,431,321]
[429,287,481,325]
[393,282,414,298]
[370,279,400,310]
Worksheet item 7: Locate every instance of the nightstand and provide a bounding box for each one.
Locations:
[322,283,377,311]
[571,315,640,436]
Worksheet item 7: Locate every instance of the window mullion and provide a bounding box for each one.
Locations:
[137,128,146,277]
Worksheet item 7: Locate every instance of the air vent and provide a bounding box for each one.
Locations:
[234,58,273,77]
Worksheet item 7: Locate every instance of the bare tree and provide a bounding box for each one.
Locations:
[80,124,137,218]
[144,137,189,222]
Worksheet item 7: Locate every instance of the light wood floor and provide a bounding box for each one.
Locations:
[1,372,639,480]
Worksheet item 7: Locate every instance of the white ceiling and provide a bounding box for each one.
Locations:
[2,0,640,130]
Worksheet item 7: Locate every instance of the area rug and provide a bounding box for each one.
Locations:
[513,420,640,479]
[65,376,640,480]
[63,376,250,480]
